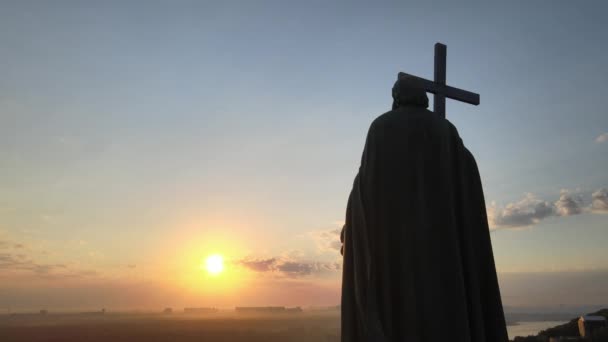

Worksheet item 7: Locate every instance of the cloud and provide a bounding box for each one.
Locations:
[238,258,276,272]
[489,188,605,229]
[591,188,608,212]
[595,132,608,143]
[276,261,314,276]
[0,238,26,250]
[236,257,340,278]
[0,236,103,282]
[0,253,59,275]
[308,227,342,253]
[0,252,96,280]
[554,190,584,216]
[489,193,555,229]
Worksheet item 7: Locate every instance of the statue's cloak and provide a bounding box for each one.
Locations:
[341,105,508,342]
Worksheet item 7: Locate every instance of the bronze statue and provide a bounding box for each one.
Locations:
[340,71,508,342]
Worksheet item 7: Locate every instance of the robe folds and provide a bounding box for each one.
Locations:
[341,105,508,342]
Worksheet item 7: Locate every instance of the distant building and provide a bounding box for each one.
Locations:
[163,308,172,314]
[235,306,302,314]
[578,315,607,338]
[184,307,218,314]
[80,309,105,316]
[235,306,286,313]
[308,305,340,311]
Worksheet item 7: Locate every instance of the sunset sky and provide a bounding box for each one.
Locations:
[1,1,607,311]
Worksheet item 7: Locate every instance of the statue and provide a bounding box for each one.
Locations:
[340,74,509,341]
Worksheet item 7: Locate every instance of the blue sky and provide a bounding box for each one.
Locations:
[0,1,607,309]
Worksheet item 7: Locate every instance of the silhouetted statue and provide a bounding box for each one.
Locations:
[340,72,508,341]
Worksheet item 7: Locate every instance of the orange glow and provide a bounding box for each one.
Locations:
[158,219,258,302]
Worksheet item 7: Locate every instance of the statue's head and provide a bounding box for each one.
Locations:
[392,72,429,110]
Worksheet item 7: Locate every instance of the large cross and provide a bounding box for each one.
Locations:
[399,42,480,118]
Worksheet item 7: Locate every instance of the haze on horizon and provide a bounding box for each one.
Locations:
[1,1,607,311]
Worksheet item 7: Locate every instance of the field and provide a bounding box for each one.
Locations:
[0,311,340,342]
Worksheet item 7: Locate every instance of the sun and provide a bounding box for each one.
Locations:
[203,254,224,276]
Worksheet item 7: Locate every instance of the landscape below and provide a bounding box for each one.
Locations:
[1,308,606,342]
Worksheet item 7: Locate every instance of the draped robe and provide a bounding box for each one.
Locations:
[340,103,508,342]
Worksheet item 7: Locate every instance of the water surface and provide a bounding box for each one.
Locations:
[508,321,567,339]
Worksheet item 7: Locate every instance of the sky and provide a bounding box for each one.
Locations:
[0,1,607,311]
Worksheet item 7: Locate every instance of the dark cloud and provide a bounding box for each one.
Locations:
[236,257,340,278]
[0,253,56,274]
[0,240,26,250]
[592,188,608,212]
[276,261,314,276]
[0,252,94,279]
[238,258,276,272]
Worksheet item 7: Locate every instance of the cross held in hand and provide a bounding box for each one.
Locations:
[399,43,480,118]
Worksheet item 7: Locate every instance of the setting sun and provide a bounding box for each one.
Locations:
[203,254,224,276]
